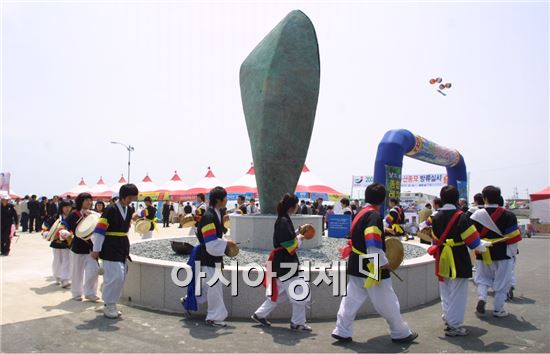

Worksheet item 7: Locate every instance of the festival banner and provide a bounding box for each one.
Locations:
[352,173,448,191]
[385,165,402,212]
[352,175,375,188]
[405,135,461,167]
[401,173,448,188]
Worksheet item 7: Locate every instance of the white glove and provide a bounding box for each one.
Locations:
[58,230,71,240]
[474,239,491,253]
[507,243,518,258]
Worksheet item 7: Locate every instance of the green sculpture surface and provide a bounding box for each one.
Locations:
[240,10,320,214]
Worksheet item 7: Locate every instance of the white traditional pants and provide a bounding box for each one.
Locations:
[102,260,128,305]
[332,275,412,339]
[254,277,311,326]
[475,259,513,312]
[141,231,153,240]
[510,256,517,288]
[71,252,99,297]
[195,266,228,322]
[52,248,71,282]
[439,278,469,328]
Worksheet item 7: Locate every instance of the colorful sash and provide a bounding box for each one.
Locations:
[262,246,285,302]
[429,210,462,281]
[477,208,505,265]
[183,225,219,312]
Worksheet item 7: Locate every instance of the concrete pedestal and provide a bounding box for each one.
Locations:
[229,214,323,250]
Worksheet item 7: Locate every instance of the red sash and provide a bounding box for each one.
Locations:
[339,205,377,259]
[478,207,505,238]
[262,246,284,302]
[428,210,462,281]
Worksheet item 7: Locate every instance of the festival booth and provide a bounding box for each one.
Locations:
[60,178,91,198]
[89,177,113,200]
[295,164,344,201]
[225,164,258,200]
[172,167,224,202]
[530,186,550,234]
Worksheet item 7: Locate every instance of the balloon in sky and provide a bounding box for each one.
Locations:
[429,76,452,96]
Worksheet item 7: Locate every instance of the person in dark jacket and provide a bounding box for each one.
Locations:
[27,195,40,233]
[332,183,417,343]
[183,187,234,327]
[42,201,72,287]
[252,193,312,332]
[91,184,138,318]
[1,196,18,255]
[47,196,60,218]
[162,201,171,227]
[60,192,99,302]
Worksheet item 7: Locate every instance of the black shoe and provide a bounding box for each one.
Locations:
[507,287,514,301]
[332,333,353,342]
[391,331,418,343]
[251,314,271,327]
[476,300,486,315]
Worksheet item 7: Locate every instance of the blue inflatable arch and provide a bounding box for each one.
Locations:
[373,129,468,214]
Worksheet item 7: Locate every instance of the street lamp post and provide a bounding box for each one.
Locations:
[111,141,135,183]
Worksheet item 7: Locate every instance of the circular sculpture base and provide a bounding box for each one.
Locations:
[123,236,439,320]
[229,214,323,250]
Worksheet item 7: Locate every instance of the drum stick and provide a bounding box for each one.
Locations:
[390,269,404,282]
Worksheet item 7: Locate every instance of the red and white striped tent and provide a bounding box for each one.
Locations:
[530,186,550,223]
[136,173,160,193]
[90,177,113,200]
[226,164,257,194]
[296,164,343,196]
[157,171,190,193]
[61,178,92,198]
[185,167,224,196]
[110,175,127,197]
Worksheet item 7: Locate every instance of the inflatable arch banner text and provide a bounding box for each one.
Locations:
[374,129,467,214]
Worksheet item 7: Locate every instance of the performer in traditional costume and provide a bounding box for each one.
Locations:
[425,185,488,336]
[91,184,138,318]
[385,198,406,239]
[61,193,99,301]
[183,187,234,327]
[42,200,73,287]
[138,196,157,240]
[471,186,521,317]
[194,193,207,224]
[252,194,312,332]
[332,183,417,343]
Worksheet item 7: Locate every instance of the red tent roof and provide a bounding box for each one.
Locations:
[142,175,153,183]
[118,175,127,183]
[205,167,216,178]
[530,186,550,202]
[226,164,257,194]
[171,171,182,181]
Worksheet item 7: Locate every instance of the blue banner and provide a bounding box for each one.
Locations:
[328,214,352,238]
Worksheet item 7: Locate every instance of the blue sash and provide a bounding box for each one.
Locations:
[183,242,204,312]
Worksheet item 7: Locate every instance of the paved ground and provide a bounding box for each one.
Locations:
[1,227,549,352]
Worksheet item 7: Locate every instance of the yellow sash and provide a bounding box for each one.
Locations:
[479,237,507,265]
[438,239,464,279]
[106,232,128,237]
[391,224,404,234]
[352,246,380,288]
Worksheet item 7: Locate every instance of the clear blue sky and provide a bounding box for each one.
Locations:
[2,1,548,199]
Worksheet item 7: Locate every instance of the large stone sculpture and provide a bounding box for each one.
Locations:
[240,10,320,214]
